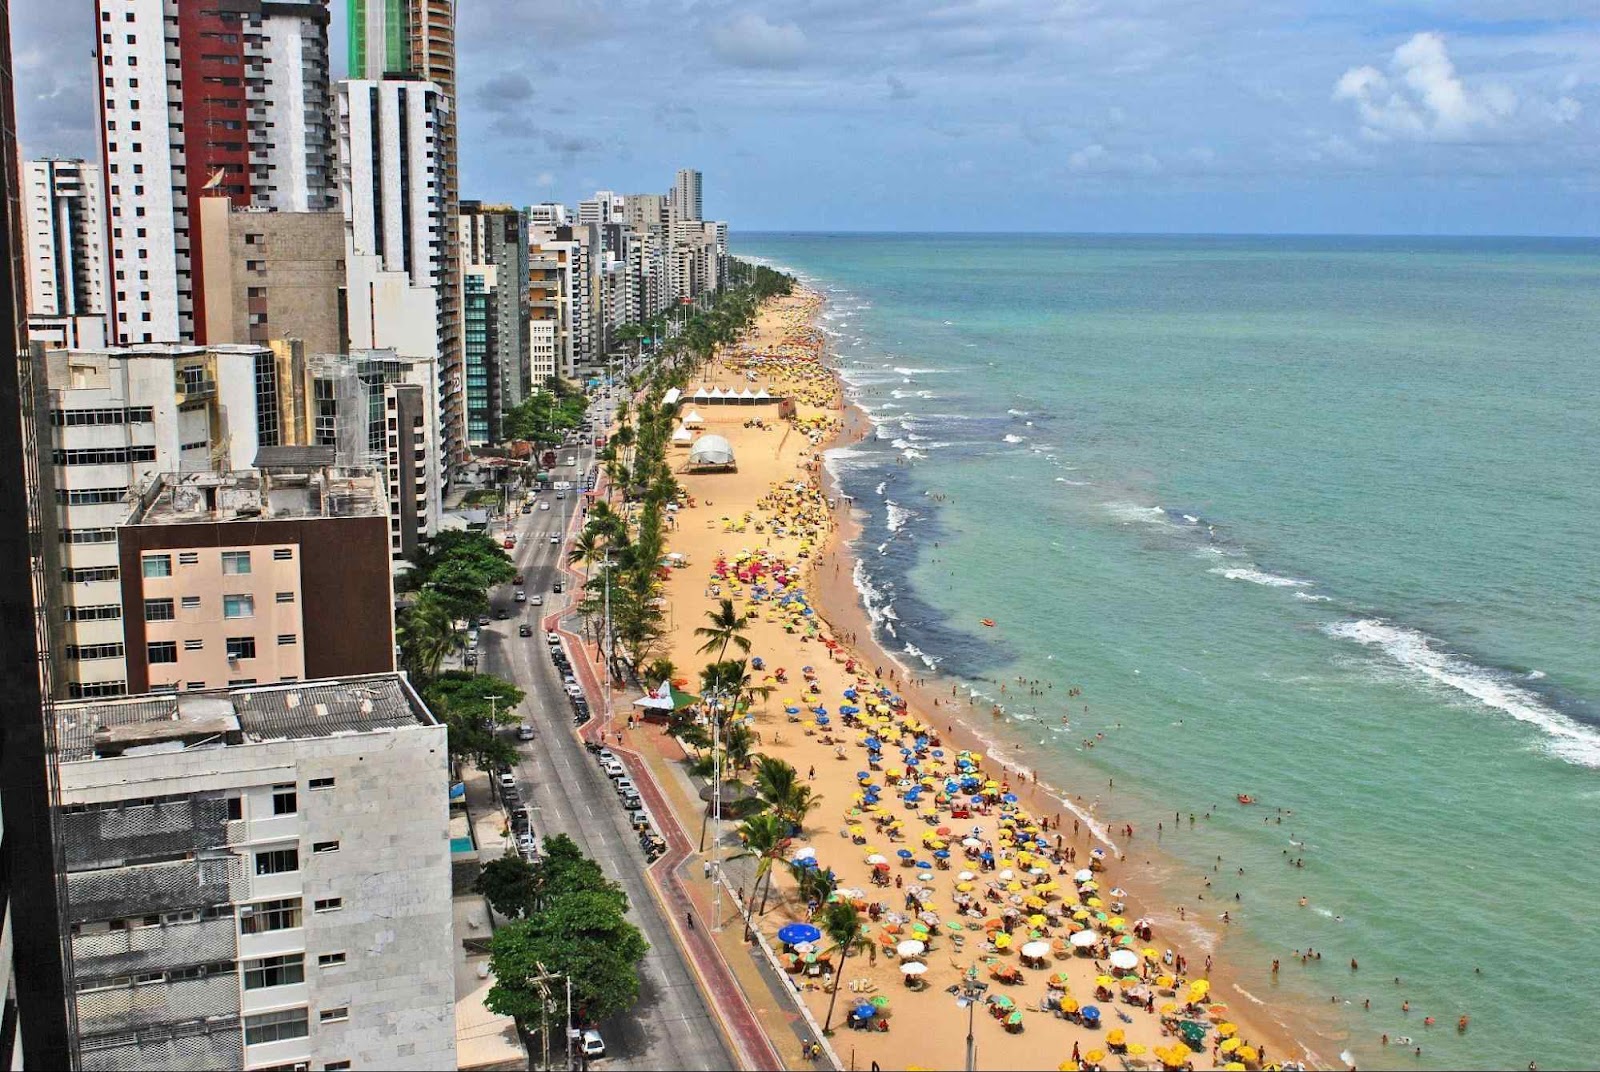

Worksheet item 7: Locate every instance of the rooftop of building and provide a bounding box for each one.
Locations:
[125,460,386,525]
[56,674,435,763]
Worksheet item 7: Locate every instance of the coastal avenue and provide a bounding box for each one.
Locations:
[475,384,737,1072]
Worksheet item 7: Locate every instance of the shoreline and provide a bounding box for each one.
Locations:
[642,282,1322,1070]
[804,325,1326,1070]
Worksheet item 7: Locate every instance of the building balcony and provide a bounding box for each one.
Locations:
[72,916,238,980]
[75,972,241,1039]
[79,1021,243,1072]
[67,856,244,925]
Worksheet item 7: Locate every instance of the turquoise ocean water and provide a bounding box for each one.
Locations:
[732,233,1600,1070]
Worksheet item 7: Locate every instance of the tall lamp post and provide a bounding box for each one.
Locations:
[959,967,987,1072]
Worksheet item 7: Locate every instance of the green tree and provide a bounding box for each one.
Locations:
[423,672,524,769]
[695,598,751,662]
[529,834,628,914]
[474,854,539,920]
[396,591,458,679]
[732,812,792,919]
[820,900,864,1034]
[485,891,649,1026]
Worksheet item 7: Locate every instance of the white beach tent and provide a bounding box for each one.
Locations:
[693,387,710,401]
[708,387,727,402]
[682,409,705,428]
[737,387,757,403]
[661,387,682,408]
[671,426,693,447]
[754,387,772,402]
[688,434,736,469]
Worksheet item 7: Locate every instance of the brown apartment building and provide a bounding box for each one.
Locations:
[116,449,394,693]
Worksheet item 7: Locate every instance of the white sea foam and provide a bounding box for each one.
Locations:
[874,481,887,496]
[1209,566,1313,588]
[852,560,892,629]
[1324,619,1600,768]
[903,643,940,669]
[1007,408,1031,417]
[892,366,941,376]
[1105,502,1170,525]
[1003,434,1027,444]
[885,501,912,533]
[1294,591,1333,602]
[1054,477,1094,486]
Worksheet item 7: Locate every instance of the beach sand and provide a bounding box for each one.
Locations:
[611,289,1309,1071]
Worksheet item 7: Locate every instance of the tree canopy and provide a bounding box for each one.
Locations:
[422,671,524,769]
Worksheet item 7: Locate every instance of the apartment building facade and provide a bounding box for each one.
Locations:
[459,202,528,444]
[22,157,109,350]
[57,675,455,1071]
[197,199,347,356]
[116,461,394,694]
[93,0,335,345]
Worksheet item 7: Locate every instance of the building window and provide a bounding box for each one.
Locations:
[272,548,293,560]
[312,840,339,855]
[275,591,295,603]
[184,639,203,651]
[326,1063,352,1071]
[239,897,301,933]
[221,550,251,575]
[319,1006,349,1023]
[68,642,127,661]
[308,777,335,791]
[271,784,296,815]
[226,636,257,660]
[147,641,177,664]
[243,1007,308,1046]
[144,598,175,621]
[223,595,254,619]
[229,678,258,687]
[142,554,172,578]
[181,595,201,610]
[178,551,199,565]
[277,633,297,646]
[317,951,346,968]
[313,896,342,913]
[189,680,207,691]
[254,847,298,876]
[242,953,304,990]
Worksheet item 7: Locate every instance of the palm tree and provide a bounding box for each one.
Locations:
[775,783,822,834]
[753,756,799,813]
[397,593,457,680]
[732,812,792,926]
[722,723,756,772]
[567,528,601,576]
[820,900,864,1035]
[695,598,751,662]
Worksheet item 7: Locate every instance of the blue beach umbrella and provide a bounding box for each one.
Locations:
[915,860,932,870]
[897,849,913,859]
[786,706,800,715]
[778,923,822,946]
[934,850,951,859]
[1003,793,1019,803]
[852,1002,876,1020]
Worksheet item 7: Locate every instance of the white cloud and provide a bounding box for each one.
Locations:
[1334,32,1579,142]
[1066,143,1160,174]
[710,12,807,69]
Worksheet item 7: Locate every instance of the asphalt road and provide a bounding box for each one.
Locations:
[476,393,737,1072]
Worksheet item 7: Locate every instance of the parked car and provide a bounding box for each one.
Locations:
[614,778,636,797]
[546,632,562,645]
[496,772,516,791]
[494,608,509,619]
[464,651,478,667]
[517,724,534,741]
[518,623,532,637]
[602,760,625,779]
[576,1028,605,1059]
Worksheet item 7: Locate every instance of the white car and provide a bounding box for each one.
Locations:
[538,501,550,511]
[564,682,584,699]
[549,534,559,544]
[530,594,544,606]
[546,632,562,645]
[517,725,534,741]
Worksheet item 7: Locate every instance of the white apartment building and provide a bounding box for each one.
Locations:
[528,318,557,387]
[670,167,703,224]
[57,674,455,1072]
[22,158,108,350]
[47,344,271,698]
[336,78,461,466]
[93,0,335,346]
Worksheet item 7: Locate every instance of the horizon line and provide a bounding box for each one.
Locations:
[730,228,1600,241]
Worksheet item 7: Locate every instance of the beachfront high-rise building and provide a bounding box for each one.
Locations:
[56,673,455,1071]
[22,158,109,350]
[92,0,335,346]
[347,0,463,469]
[1,3,76,1059]
[459,202,529,443]
[336,77,459,473]
[197,199,348,357]
[670,168,703,224]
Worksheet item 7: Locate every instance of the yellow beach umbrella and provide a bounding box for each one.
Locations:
[994,933,1012,949]
[1085,1050,1106,1064]
[1220,1038,1242,1053]
[1217,1022,1238,1037]
[1237,1046,1258,1063]
[1106,1029,1126,1046]
[1127,1043,1147,1056]
[1224,1065,1247,1072]
[1095,975,1115,988]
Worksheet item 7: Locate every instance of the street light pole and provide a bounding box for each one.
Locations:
[710,687,726,931]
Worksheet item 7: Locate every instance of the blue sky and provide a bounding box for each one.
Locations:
[13,1,1599,235]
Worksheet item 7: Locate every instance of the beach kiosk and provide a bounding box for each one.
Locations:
[687,434,736,472]
[671,426,694,448]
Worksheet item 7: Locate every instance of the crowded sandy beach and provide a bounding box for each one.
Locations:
[605,288,1314,1071]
